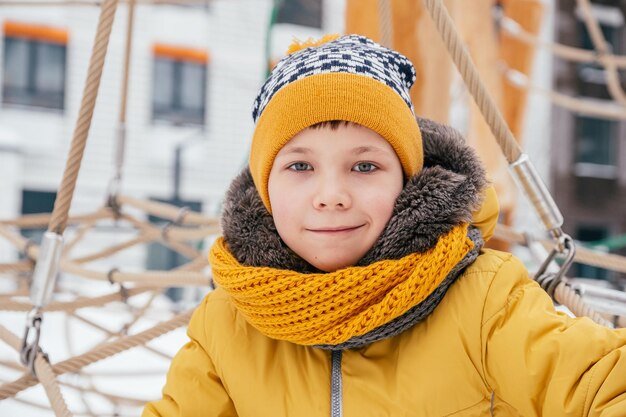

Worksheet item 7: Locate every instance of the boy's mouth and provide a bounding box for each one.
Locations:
[306,225,365,233]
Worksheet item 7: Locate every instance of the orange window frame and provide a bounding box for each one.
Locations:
[3,21,68,45]
[153,43,209,64]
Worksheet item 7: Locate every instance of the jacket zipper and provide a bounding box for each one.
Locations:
[330,350,343,417]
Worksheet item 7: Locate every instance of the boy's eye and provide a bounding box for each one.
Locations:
[288,162,312,171]
[353,162,377,173]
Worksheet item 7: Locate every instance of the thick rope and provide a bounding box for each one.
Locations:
[69,312,173,361]
[116,195,218,226]
[421,0,625,327]
[0,225,38,257]
[61,260,209,286]
[34,355,73,417]
[503,67,626,120]
[119,0,134,127]
[0,310,192,400]
[0,287,154,312]
[0,289,28,299]
[0,208,111,228]
[422,0,522,163]
[48,0,119,235]
[494,224,626,274]
[500,14,626,68]
[71,234,154,264]
[63,217,99,257]
[0,324,72,416]
[0,261,33,274]
[117,211,219,241]
[492,224,625,327]
[0,323,22,351]
[121,291,159,333]
[554,283,614,327]
[0,208,212,286]
[576,0,626,106]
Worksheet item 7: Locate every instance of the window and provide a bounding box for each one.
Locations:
[573,225,610,280]
[171,0,211,10]
[20,190,57,251]
[590,0,620,6]
[146,198,202,301]
[2,21,67,110]
[276,0,323,28]
[574,116,618,178]
[579,22,620,53]
[152,44,208,126]
[576,16,623,97]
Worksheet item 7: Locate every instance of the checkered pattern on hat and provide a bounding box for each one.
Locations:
[252,35,417,123]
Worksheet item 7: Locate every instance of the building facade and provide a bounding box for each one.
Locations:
[552,0,626,284]
[0,0,345,269]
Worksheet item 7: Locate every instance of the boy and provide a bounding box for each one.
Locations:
[144,35,626,417]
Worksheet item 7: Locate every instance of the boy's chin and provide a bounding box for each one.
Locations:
[305,253,361,273]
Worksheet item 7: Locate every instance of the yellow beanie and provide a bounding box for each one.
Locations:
[250,34,423,211]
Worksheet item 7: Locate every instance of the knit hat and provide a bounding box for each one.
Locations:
[249,34,423,211]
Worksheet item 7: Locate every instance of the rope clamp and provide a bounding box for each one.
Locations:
[509,154,564,235]
[535,233,576,299]
[30,232,64,309]
[20,309,45,376]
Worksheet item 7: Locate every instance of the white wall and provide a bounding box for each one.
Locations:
[0,128,21,264]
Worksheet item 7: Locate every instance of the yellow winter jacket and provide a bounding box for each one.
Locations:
[144,118,626,416]
[143,185,626,417]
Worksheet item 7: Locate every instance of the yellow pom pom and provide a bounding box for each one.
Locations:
[286,34,341,55]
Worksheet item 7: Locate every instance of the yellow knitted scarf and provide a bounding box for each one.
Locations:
[209,223,473,346]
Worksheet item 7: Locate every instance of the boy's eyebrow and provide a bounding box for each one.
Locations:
[279,145,386,155]
[352,146,386,155]
[280,146,311,155]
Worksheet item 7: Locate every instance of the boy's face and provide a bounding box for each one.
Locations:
[268,123,403,272]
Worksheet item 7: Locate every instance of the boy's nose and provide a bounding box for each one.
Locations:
[312,175,352,210]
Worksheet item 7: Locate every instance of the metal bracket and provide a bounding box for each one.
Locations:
[534,234,576,300]
[107,267,128,304]
[20,310,44,376]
